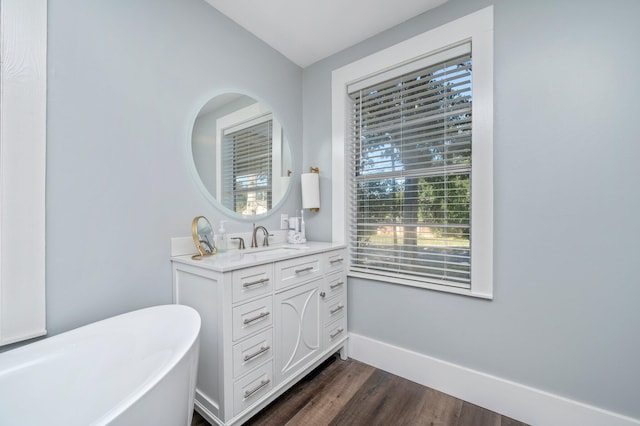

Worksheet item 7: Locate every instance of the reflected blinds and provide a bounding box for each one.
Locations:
[221,119,273,215]
[348,43,472,288]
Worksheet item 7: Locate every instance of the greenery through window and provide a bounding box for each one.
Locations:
[349,47,472,288]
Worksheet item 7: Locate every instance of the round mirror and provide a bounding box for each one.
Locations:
[191,93,292,218]
[191,216,216,260]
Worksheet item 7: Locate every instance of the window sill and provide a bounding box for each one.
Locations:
[347,270,493,300]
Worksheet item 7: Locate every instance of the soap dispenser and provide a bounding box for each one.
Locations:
[215,220,227,253]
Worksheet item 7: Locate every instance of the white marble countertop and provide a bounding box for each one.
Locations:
[170,241,346,272]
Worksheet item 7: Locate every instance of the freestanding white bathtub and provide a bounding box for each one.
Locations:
[0,304,201,425]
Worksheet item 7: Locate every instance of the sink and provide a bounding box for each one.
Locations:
[244,245,309,257]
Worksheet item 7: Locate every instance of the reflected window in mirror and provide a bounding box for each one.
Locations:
[217,104,282,215]
[222,120,272,214]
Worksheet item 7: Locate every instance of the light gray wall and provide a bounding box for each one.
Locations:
[303,0,640,419]
[45,0,302,335]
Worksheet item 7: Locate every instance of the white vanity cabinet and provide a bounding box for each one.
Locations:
[171,242,347,426]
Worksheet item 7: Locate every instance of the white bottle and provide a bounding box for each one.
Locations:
[215,220,227,253]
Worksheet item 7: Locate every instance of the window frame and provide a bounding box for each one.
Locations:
[0,0,48,345]
[331,6,493,299]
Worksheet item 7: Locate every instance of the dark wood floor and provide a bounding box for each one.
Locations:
[191,355,528,426]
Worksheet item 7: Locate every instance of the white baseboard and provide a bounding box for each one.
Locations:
[348,333,639,426]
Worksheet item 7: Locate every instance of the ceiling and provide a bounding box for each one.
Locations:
[203,0,449,68]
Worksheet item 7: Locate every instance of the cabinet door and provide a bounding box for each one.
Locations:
[274,279,321,384]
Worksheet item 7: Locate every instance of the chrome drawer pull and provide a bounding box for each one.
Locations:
[295,266,314,274]
[330,304,344,315]
[330,327,344,339]
[243,311,270,325]
[244,379,270,399]
[244,345,270,362]
[330,257,344,264]
[243,278,269,288]
[329,281,344,289]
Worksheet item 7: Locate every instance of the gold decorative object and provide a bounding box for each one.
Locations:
[191,216,217,260]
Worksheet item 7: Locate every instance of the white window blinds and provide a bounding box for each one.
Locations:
[221,119,273,215]
[348,44,472,288]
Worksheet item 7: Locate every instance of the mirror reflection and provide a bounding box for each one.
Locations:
[192,93,292,217]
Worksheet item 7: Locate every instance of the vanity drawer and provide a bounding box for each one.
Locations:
[323,292,346,324]
[233,328,273,379]
[232,295,273,342]
[323,316,347,348]
[233,264,274,303]
[325,249,347,274]
[234,360,273,416]
[323,272,346,299]
[275,255,322,290]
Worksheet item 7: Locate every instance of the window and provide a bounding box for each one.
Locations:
[349,44,472,288]
[332,7,493,298]
[221,117,273,215]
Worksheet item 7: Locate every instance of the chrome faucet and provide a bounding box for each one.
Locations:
[251,224,271,248]
[230,237,245,250]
